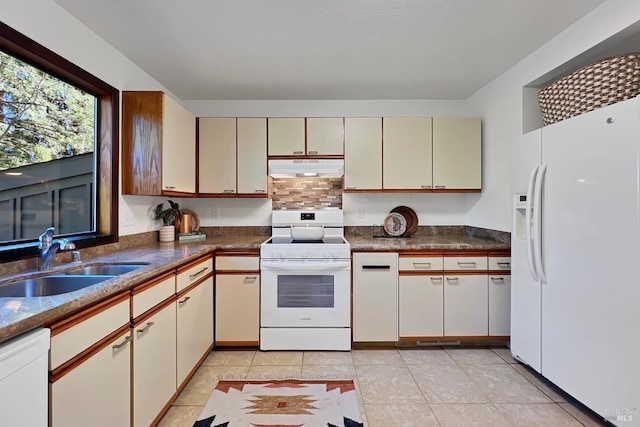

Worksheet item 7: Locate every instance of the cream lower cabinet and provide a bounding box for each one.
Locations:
[398,255,444,338]
[443,274,488,336]
[215,254,260,346]
[353,252,398,342]
[49,293,131,427]
[488,255,511,336]
[177,274,214,388]
[131,273,177,427]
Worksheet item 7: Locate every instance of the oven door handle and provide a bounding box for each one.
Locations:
[261,260,351,270]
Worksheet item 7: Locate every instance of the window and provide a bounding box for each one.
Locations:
[0,22,118,261]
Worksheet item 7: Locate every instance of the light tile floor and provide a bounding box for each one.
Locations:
[158,347,609,427]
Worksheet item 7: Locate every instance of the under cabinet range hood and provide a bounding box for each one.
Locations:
[268,159,344,178]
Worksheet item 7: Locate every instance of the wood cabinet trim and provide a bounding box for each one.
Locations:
[216,270,260,275]
[443,271,489,276]
[398,251,445,257]
[488,271,511,276]
[176,342,215,393]
[443,251,488,257]
[215,250,260,257]
[215,340,260,347]
[398,335,509,342]
[399,271,444,276]
[488,250,511,257]
[48,292,129,336]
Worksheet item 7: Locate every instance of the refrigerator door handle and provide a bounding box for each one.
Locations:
[525,164,540,281]
[533,163,548,284]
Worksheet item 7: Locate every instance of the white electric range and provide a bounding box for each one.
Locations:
[260,209,351,351]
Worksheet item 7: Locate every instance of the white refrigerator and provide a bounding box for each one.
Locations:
[511,96,640,426]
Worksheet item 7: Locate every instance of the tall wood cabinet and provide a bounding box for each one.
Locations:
[122,91,196,195]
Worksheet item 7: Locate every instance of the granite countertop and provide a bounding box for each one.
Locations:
[0,235,267,344]
[346,234,511,251]
[0,228,508,344]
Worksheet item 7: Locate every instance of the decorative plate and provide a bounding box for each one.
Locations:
[383,212,407,236]
[391,206,418,236]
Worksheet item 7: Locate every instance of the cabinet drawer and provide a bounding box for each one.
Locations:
[399,256,443,272]
[488,257,511,271]
[216,256,259,271]
[444,256,487,271]
[177,257,213,293]
[132,274,176,319]
[50,294,129,370]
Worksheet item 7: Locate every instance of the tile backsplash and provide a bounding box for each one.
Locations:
[271,177,343,210]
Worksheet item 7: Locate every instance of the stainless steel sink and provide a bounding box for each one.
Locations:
[0,275,114,298]
[64,263,149,276]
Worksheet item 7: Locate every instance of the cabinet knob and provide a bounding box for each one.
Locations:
[606,117,615,124]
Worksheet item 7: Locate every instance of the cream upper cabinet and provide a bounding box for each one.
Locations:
[344,118,382,190]
[306,118,344,156]
[162,94,196,193]
[237,118,267,194]
[267,118,305,156]
[199,118,237,194]
[198,118,267,196]
[383,117,433,189]
[432,117,481,190]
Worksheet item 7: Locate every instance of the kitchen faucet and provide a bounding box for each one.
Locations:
[38,227,76,270]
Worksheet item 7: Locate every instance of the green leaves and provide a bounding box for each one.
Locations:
[154,200,180,226]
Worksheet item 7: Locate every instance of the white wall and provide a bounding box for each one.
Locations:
[466,0,640,231]
[5,0,640,235]
[0,0,190,236]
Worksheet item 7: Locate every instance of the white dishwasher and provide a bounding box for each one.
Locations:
[0,328,50,427]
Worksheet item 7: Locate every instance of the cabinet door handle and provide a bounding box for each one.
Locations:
[446,277,459,284]
[293,151,304,155]
[434,185,445,189]
[223,189,235,193]
[308,150,318,155]
[457,261,477,268]
[497,262,511,268]
[413,262,432,268]
[421,185,432,189]
[362,265,390,270]
[254,190,265,193]
[491,277,506,283]
[165,185,176,190]
[178,296,191,304]
[244,275,258,283]
[137,321,155,334]
[345,186,356,190]
[112,335,132,350]
[430,277,443,284]
[189,267,209,280]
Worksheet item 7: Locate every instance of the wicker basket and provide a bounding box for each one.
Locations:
[538,52,640,126]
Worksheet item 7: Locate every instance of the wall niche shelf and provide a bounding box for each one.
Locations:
[522,20,640,134]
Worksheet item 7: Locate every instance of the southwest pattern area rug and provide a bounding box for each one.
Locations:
[193,379,364,427]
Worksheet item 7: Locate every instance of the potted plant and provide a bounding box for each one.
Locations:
[154,200,180,242]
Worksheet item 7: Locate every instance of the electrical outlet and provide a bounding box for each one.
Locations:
[211,208,220,220]
[123,214,135,227]
[356,207,365,219]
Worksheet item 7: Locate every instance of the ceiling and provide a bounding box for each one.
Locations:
[53,0,605,101]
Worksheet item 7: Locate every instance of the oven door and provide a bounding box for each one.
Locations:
[260,259,351,328]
